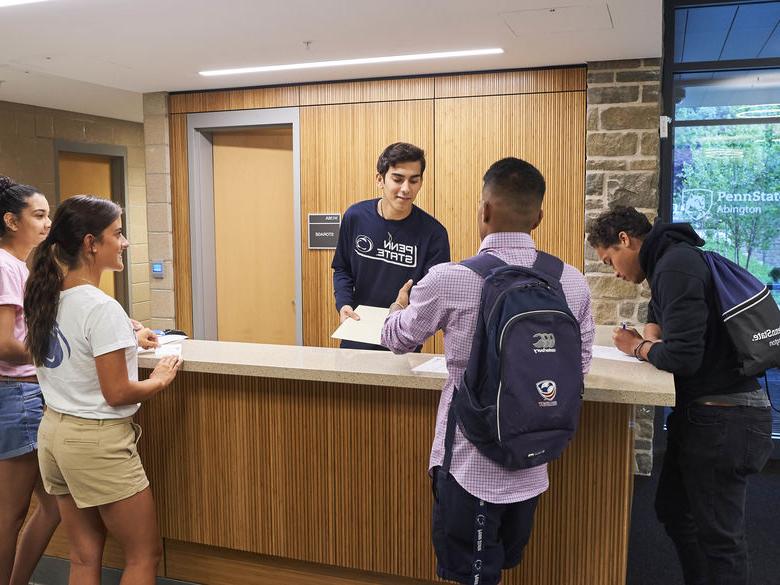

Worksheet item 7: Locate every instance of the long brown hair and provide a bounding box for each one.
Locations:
[24,196,122,366]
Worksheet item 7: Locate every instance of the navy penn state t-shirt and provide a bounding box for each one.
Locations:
[332,198,450,350]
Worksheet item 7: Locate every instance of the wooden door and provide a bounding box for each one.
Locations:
[212,128,296,344]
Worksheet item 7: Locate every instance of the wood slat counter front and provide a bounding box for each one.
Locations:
[41,328,674,585]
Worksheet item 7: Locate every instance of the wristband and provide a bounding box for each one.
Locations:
[633,339,651,361]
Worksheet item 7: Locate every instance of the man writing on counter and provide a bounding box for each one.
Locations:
[588,206,773,585]
[381,158,594,585]
[331,142,450,350]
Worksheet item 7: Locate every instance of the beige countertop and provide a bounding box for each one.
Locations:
[138,326,675,407]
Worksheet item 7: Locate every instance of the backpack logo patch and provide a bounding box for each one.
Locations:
[536,380,558,407]
[532,332,556,353]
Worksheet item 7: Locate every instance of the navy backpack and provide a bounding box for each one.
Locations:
[702,251,780,377]
[442,252,584,472]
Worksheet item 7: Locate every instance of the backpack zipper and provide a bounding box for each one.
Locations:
[485,282,549,329]
[495,309,578,443]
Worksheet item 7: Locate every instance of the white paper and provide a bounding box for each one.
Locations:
[138,334,188,354]
[331,305,389,346]
[592,344,638,363]
[154,344,182,358]
[412,357,448,375]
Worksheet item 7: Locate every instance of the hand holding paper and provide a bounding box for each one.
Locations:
[331,305,389,346]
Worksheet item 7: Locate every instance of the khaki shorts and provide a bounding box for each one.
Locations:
[37,408,149,509]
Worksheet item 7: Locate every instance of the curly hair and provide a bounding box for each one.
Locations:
[586,206,652,248]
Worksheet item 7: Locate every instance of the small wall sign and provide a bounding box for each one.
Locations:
[308,213,341,250]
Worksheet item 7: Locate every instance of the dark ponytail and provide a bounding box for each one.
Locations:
[24,196,122,366]
[0,175,39,236]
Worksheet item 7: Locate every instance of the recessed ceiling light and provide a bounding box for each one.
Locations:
[200,48,504,77]
[0,0,50,7]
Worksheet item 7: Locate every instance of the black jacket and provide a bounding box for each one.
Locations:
[639,222,759,405]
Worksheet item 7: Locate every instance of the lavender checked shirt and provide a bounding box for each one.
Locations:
[381,232,595,504]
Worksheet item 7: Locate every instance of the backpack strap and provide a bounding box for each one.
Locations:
[441,400,458,475]
[460,253,506,278]
[532,250,565,283]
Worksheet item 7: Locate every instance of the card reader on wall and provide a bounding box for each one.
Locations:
[150,261,164,279]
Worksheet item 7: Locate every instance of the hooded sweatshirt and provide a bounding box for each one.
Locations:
[639,222,759,405]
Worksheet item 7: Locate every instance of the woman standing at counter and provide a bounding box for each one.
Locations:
[24,196,181,585]
[0,176,59,585]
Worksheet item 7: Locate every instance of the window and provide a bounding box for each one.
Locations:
[662,1,780,443]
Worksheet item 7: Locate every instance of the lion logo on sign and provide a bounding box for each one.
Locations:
[680,188,714,221]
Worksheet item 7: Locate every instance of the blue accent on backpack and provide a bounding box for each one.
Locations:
[441,251,584,473]
[702,251,780,376]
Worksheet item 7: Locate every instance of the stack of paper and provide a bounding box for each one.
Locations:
[138,334,188,355]
[592,345,638,363]
[331,305,389,346]
[412,357,448,374]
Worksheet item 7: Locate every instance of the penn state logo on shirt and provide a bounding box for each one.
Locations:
[355,234,374,254]
[354,232,418,268]
[536,379,558,407]
[43,322,71,369]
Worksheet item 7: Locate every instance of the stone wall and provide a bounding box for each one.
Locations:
[142,93,176,330]
[585,59,661,475]
[0,100,150,322]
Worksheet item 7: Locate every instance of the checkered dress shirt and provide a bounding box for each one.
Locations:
[381,232,594,503]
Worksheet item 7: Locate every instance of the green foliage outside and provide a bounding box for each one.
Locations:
[672,122,780,296]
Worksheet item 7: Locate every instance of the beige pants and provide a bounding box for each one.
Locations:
[37,408,149,509]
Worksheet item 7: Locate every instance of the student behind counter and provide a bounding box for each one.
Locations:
[331,142,450,350]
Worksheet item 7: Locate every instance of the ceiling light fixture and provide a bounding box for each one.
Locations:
[199,48,504,77]
[0,0,50,7]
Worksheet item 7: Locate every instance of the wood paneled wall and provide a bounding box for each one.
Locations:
[35,366,630,584]
[169,85,300,114]
[300,100,435,349]
[130,372,631,585]
[169,113,193,336]
[435,91,586,265]
[168,68,586,347]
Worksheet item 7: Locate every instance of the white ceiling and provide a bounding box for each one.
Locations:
[0,0,661,123]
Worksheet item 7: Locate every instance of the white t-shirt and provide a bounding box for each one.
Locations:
[36,285,139,419]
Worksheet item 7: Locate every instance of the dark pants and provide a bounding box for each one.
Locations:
[655,405,773,585]
[431,469,538,585]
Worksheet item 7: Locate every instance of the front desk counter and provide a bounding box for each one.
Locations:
[43,326,674,585]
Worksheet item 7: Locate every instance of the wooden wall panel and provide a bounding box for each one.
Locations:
[169,113,193,335]
[434,67,586,98]
[299,100,437,350]
[300,78,434,106]
[136,372,437,577]
[165,540,436,585]
[169,86,300,114]
[135,372,632,584]
[435,91,586,269]
[167,70,585,352]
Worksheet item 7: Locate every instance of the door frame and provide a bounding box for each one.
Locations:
[186,108,303,344]
[53,141,131,312]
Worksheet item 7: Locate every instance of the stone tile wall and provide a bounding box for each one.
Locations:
[585,59,662,475]
[142,93,176,331]
[0,100,150,322]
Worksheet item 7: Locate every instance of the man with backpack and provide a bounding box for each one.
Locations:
[381,158,594,585]
[587,206,775,585]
